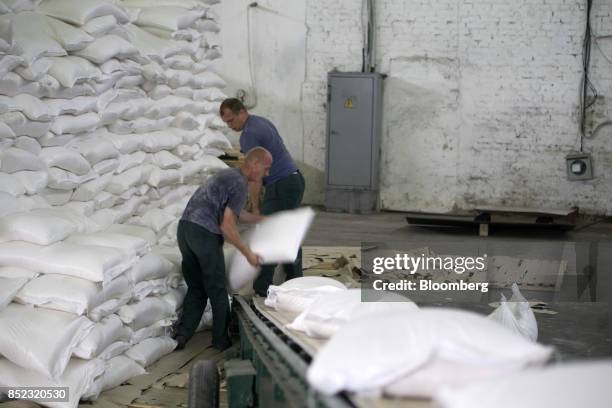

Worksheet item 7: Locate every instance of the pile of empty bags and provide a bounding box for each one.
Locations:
[0,0,230,406]
[263,277,612,407]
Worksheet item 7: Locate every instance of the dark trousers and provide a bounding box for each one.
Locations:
[253,171,306,296]
[176,220,231,349]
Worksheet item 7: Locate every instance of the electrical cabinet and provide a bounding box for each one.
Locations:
[325,72,383,213]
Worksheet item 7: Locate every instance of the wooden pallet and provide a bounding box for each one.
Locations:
[405,206,578,236]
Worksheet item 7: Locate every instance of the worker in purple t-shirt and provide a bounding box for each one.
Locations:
[220,98,306,297]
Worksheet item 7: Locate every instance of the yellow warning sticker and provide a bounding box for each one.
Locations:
[344,98,354,109]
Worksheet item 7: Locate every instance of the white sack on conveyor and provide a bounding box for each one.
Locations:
[75,34,140,65]
[0,147,45,173]
[434,360,612,408]
[287,289,419,339]
[125,336,177,367]
[265,277,347,313]
[119,296,176,330]
[228,207,316,292]
[65,231,150,258]
[12,170,48,194]
[16,273,132,315]
[0,357,104,408]
[40,146,92,175]
[0,241,134,282]
[307,308,554,398]
[82,355,145,401]
[73,314,132,359]
[0,12,66,66]
[0,277,28,311]
[38,0,130,26]
[0,303,94,378]
[0,173,26,196]
[488,282,538,341]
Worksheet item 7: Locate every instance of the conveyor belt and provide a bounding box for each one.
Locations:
[242,296,434,408]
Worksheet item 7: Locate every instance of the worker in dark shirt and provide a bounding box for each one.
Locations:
[174,147,272,351]
[220,98,306,297]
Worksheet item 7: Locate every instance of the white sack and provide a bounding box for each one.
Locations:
[125,336,177,367]
[38,0,130,26]
[84,355,145,400]
[75,34,139,64]
[73,314,132,359]
[0,173,26,196]
[107,223,157,246]
[134,6,203,31]
[307,308,554,397]
[50,112,100,135]
[434,360,612,408]
[40,146,92,175]
[0,147,45,173]
[0,208,79,245]
[65,231,149,258]
[14,136,42,154]
[0,276,28,311]
[0,303,94,378]
[12,170,48,194]
[16,274,131,315]
[488,283,538,341]
[228,207,315,292]
[47,168,96,190]
[118,296,176,330]
[0,93,53,121]
[126,252,176,284]
[287,289,419,339]
[45,15,94,51]
[161,285,188,311]
[130,320,169,344]
[72,172,113,201]
[0,358,104,408]
[0,266,38,279]
[0,241,134,282]
[265,277,347,313]
[0,12,66,66]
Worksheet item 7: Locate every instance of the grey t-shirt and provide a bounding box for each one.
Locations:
[181,168,248,234]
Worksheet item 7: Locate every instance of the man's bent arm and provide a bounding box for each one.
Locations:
[239,210,264,224]
[220,207,259,266]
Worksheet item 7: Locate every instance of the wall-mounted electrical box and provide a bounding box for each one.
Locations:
[566,153,593,181]
[325,72,383,213]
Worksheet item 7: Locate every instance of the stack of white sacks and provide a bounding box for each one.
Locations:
[0,0,229,406]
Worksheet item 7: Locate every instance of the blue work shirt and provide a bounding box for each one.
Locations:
[239,115,297,186]
[181,168,248,234]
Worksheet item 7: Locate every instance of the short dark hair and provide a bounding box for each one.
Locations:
[219,98,246,116]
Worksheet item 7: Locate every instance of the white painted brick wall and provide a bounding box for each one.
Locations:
[223,0,612,214]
